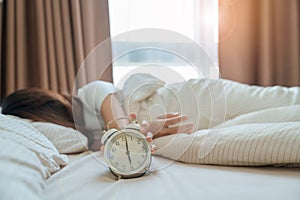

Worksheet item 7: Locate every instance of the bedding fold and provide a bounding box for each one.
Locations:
[0,114,69,199]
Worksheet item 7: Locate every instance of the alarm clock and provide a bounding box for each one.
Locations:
[101,121,152,179]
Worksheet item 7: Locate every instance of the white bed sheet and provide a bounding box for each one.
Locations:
[44,152,300,200]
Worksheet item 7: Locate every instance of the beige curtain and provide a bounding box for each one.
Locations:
[0,0,112,102]
[219,0,300,86]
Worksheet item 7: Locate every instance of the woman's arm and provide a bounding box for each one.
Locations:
[101,94,194,138]
[78,80,194,138]
[101,94,128,130]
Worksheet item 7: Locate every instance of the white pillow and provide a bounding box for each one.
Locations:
[221,105,300,128]
[30,122,88,154]
[0,114,68,175]
[4,115,88,154]
[153,122,300,166]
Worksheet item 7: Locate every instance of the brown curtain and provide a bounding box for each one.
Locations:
[0,2,2,79]
[219,0,300,86]
[0,0,112,102]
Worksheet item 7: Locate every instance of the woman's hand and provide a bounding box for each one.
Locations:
[138,112,194,139]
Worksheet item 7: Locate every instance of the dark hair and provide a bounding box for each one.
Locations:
[1,88,81,129]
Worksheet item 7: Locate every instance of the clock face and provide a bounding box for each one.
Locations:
[104,130,151,176]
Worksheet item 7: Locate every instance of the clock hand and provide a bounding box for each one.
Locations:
[125,137,132,164]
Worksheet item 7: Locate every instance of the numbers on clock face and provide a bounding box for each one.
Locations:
[106,133,150,173]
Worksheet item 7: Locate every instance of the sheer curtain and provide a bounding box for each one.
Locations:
[109,0,219,85]
[194,0,219,72]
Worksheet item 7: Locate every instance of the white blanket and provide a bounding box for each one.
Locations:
[0,114,68,199]
[124,73,300,129]
[121,74,300,166]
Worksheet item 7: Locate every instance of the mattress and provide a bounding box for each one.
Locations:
[44,152,300,200]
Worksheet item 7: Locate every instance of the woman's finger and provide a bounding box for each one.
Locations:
[146,132,153,142]
[163,115,189,127]
[155,112,179,119]
[151,144,156,154]
[164,122,194,134]
[177,122,194,133]
[153,122,194,138]
[129,113,137,121]
[145,115,190,135]
[140,120,150,134]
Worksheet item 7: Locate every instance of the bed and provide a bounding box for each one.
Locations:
[44,152,300,200]
[1,103,300,200]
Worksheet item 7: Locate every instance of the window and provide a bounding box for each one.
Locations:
[109,0,218,86]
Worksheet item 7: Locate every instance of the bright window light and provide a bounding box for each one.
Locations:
[109,0,219,85]
[109,0,195,40]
